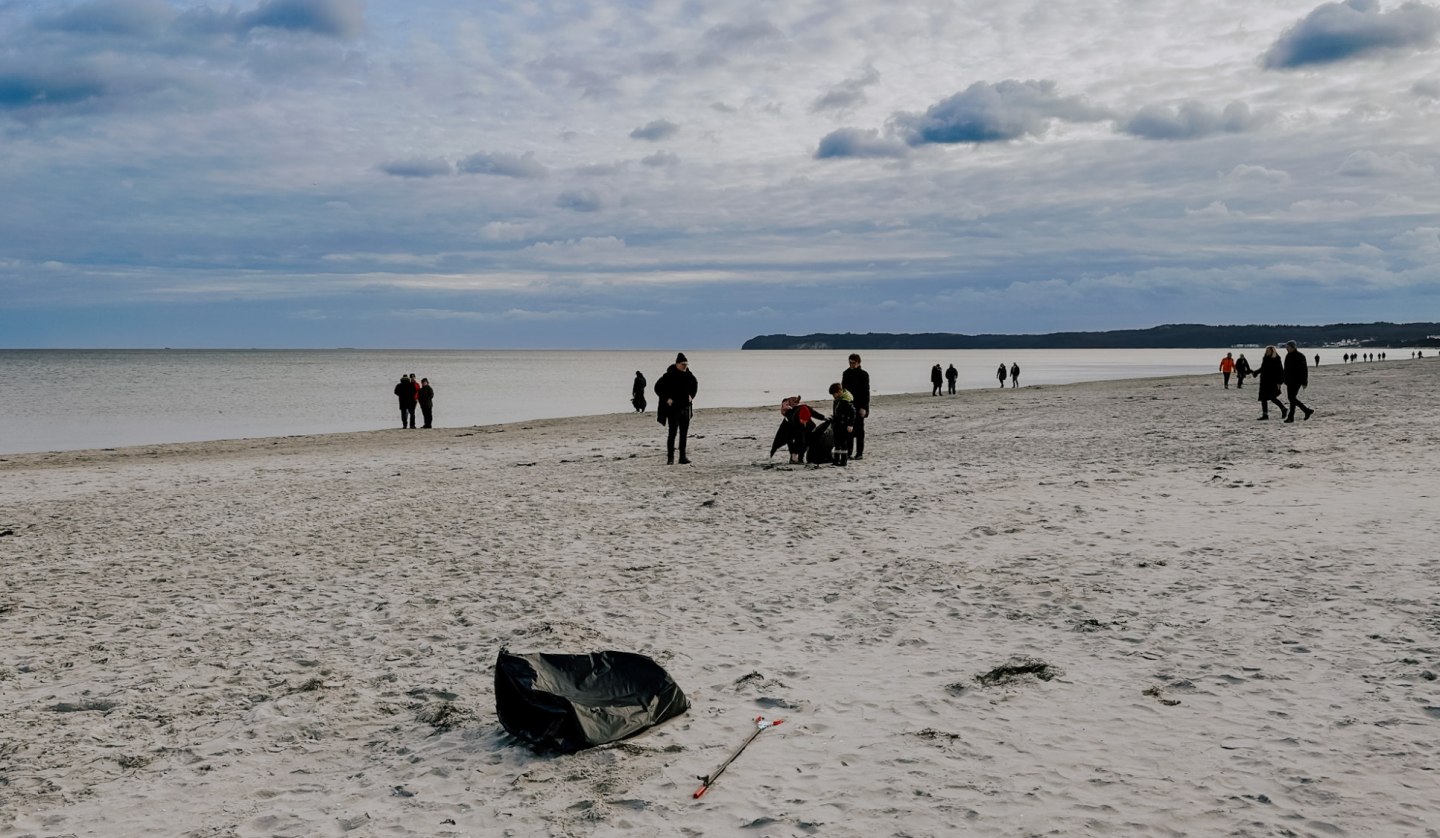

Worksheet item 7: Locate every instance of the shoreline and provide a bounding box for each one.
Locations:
[3,361,1438,836]
[0,368,1266,465]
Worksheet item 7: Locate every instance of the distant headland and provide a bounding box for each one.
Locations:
[741,322,1440,350]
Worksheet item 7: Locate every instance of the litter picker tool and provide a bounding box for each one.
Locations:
[692,715,783,799]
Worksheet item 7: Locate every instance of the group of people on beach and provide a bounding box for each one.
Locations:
[927,362,1019,395]
[638,352,870,467]
[1221,343,1313,422]
[392,373,435,429]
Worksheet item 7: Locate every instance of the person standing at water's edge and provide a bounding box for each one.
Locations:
[1284,341,1314,423]
[418,378,435,428]
[631,371,647,413]
[997,363,1007,388]
[945,364,958,394]
[393,375,417,429]
[1220,353,1235,388]
[1255,346,1287,420]
[842,353,870,460]
[931,364,943,396]
[655,353,698,464]
[1010,362,1020,388]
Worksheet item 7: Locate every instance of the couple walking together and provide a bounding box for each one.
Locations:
[1254,342,1314,422]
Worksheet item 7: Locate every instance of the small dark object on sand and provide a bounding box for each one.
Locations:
[974,657,1060,687]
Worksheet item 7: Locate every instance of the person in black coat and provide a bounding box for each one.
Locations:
[1283,341,1314,422]
[1234,353,1252,388]
[945,363,958,394]
[418,378,435,428]
[1010,362,1020,388]
[828,382,856,467]
[841,353,870,459]
[654,353,698,464]
[631,371,647,413]
[997,363,1007,388]
[1255,346,1287,420]
[930,364,943,396]
[393,374,417,429]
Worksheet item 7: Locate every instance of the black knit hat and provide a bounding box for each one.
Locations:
[676,352,688,363]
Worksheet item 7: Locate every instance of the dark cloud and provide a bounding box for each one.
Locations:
[34,0,176,38]
[0,66,109,110]
[814,127,909,159]
[630,119,679,141]
[641,151,679,167]
[378,158,452,178]
[556,189,603,212]
[239,0,366,40]
[890,79,1111,145]
[457,151,549,179]
[1262,0,1440,69]
[812,64,880,112]
[1121,101,1265,140]
[704,20,786,51]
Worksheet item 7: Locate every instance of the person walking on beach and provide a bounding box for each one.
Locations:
[1314,354,1320,367]
[1010,362,1020,388]
[655,353,698,464]
[945,363,958,394]
[930,364,943,396]
[1255,346,1287,420]
[828,382,856,467]
[842,353,870,460]
[418,378,435,428]
[1220,353,1235,388]
[631,371,647,413]
[393,374,417,429]
[996,363,1007,388]
[1283,341,1314,422]
[1234,353,1252,388]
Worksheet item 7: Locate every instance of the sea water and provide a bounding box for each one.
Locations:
[0,348,1351,455]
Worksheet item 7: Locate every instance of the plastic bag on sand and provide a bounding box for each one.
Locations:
[495,649,689,753]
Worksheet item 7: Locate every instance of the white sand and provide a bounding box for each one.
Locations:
[2,360,1438,837]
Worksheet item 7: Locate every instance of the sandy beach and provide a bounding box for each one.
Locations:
[2,360,1438,838]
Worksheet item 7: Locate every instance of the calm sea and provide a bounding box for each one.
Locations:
[0,348,1332,455]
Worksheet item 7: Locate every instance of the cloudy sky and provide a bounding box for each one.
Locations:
[3,0,1438,348]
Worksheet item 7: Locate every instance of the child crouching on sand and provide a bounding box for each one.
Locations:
[828,382,855,467]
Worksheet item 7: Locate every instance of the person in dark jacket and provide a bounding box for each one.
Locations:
[418,378,435,428]
[1255,345,1287,420]
[930,364,943,396]
[1234,353,1252,388]
[655,353,698,464]
[631,371,647,413]
[828,382,856,467]
[1010,362,1020,388]
[393,374,417,429]
[841,353,870,459]
[996,363,1007,388]
[945,363,958,394]
[1283,341,1314,422]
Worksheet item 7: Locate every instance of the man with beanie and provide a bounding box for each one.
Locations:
[655,353,698,464]
[393,374,417,429]
[841,353,870,460]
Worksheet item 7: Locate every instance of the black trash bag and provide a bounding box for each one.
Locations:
[495,649,689,753]
[805,419,834,464]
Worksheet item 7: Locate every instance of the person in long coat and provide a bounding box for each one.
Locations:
[393,375,417,429]
[1255,345,1287,420]
[1283,341,1314,422]
[996,363,1007,388]
[654,353,698,464]
[930,364,943,396]
[631,371,647,413]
